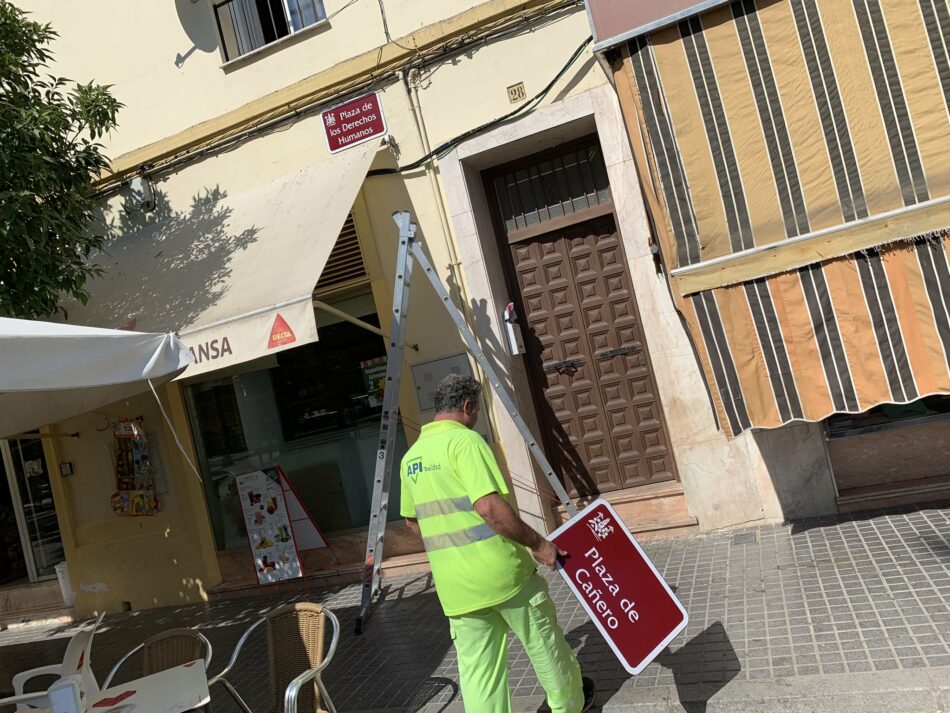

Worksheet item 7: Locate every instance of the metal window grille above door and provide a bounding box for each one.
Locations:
[490,139,613,241]
[314,212,370,297]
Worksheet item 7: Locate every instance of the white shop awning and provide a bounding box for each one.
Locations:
[66,140,378,377]
[0,318,192,437]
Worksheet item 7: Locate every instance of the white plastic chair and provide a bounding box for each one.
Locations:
[7,613,103,712]
[47,676,83,713]
[0,675,82,713]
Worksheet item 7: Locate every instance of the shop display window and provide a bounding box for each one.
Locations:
[185,311,408,551]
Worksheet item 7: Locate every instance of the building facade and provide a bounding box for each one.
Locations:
[5,0,934,617]
[585,0,950,509]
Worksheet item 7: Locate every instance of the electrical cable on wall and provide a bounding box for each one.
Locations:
[367,34,593,177]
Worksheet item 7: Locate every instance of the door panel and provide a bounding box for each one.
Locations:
[510,214,677,496]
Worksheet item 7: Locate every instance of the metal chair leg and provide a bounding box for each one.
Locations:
[316,676,336,713]
[218,679,253,713]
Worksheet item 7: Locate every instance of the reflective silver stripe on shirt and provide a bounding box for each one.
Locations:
[423,523,497,552]
[414,496,474,520]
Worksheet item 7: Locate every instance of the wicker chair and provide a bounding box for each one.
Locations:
[210,602,340,713]
[102,628,213,688]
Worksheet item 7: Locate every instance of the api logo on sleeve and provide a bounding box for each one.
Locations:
[406,458,424,483]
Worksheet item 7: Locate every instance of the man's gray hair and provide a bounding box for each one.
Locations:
[433,374,482,413]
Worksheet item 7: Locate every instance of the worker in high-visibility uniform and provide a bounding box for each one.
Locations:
[400,374,594,713]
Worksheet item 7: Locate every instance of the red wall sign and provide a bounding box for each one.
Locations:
[549,499,687,674]
[322,92,387,154]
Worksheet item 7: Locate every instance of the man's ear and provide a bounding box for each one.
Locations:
[463,399,475,415]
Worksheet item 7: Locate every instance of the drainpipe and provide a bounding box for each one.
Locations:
[399,69,467,303]
[398,67,554,530]
[397,69,505,437]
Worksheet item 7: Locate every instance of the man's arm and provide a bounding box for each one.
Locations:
[405,517,421,539]
[474,493,564,570]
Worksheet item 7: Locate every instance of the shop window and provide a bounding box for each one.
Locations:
[0,463,27,585]
[184,308,408,551]
[825,395,950,438]
[213,0,327,62]
[271,316,390,441]
[0,436,64,582]
[191,383,247,457]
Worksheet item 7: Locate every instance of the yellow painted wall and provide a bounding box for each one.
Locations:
[42,383,220,615]
[22,0,576,159]
[24,0,383,155]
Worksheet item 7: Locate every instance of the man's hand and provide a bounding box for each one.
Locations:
[474,493,564,569]
[531,538,566,570]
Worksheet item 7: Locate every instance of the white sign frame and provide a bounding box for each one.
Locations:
[549,498,688,674]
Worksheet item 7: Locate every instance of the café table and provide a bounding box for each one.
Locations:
[88,659,210,713]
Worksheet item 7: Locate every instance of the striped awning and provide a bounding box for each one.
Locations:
[685,238,950,435]
[607,0,950,435]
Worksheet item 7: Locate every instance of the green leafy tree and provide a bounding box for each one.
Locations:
[0,1,121,319]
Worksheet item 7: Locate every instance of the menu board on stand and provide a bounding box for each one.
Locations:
[235,466,328,584]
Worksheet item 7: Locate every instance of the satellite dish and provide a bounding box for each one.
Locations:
[176,0,219,53]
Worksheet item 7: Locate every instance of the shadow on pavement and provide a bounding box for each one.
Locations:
[565,620,739,712]
[404,676,459,713]
[788,499,950,536]
[657,621,740,713]
[567,620,628,707]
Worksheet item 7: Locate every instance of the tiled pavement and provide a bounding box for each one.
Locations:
[0,503,948,712]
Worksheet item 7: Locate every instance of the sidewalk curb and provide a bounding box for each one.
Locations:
[373,666,950,713]
[0,613,74,632]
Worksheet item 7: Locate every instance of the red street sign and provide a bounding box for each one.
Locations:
[549,499,687,675]
[322,92,387,154]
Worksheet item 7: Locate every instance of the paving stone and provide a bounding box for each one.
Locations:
[1,504,948,711]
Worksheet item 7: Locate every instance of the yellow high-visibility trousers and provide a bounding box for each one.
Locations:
[448,573,583,713]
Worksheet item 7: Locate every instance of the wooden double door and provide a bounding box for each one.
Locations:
[486,140,677,497]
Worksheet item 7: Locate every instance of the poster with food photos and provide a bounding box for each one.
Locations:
[235,466,304,584]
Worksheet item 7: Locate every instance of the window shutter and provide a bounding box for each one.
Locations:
[314,212,369,297]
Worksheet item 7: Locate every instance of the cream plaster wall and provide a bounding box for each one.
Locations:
[13,0,841,623]
[22,0,438,156]
[22,1,594,160]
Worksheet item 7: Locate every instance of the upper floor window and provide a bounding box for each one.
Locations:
[213,0,327,62]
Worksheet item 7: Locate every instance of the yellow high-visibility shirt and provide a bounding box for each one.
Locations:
[400,420,535,616]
